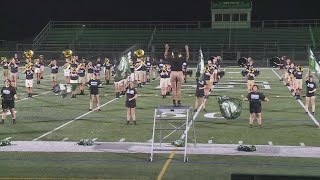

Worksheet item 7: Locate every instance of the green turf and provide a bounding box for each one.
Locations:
[0,152,319,180]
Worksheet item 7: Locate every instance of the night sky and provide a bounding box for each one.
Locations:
[0,0,320,41]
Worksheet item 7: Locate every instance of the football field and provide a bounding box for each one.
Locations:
[0,67,320,179]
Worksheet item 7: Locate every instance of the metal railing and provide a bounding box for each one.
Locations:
[44,19,320,31]
[33,21,53,45]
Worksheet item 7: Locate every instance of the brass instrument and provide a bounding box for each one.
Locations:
[39,55,44,59]
[62,49,73,59]
[134,49,144,58]
[24,50,34,59]
[23,62,34,73]
[296,65,303,72]
[1,57,7,63]
[104,58,110,65]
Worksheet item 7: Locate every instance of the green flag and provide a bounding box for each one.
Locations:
[309,49,320,79]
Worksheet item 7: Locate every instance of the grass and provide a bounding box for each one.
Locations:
[0,67,320,179]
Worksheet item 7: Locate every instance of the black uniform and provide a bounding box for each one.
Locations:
[50,64,59,74]
[88,79,100,95]
[247,92,266,113]
[294,71,303,79]
[1,86,16,109]
[25,70,33,79]
[125,87,137,108]
[306,80,316,97]
[169,58,183,71]
[10,63,18,73]
[195,80,206,98]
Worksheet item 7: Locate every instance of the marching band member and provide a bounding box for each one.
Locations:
[146,57,152,82]
[70,67,79,98]
[86,61,94,82]
[160,65,169,98]
[39,55,45,79]
[204,61,213,99]
[164,44,189,107]
[63,59,71,84]
[23,63,34,98]
[284,58,292,86]
[1,57,9,81]
[212,57,220,84]
[135,59,143,88]
[305,69,317,115]
[294,65,303,99]
[95,58,102,80]
[103,58,111,85]
[166,64,172,95]
[157,59,164,74]
[276,56,286,81]
[287,62,296,92]
[247,67,255,93]
[151,58,157,80]
[182,59,188,83]
[78,63,86,95]
[48,60,59,89]
[14,54,20,80]
[194,77,207,112]
[126,81,138,125]
[243,85,270,128]
[88,73,101,111]
[114,76,121,98]
[1,79,18,124]
[9,58,18,89]
[34,59,41,84]
[128,60,135,82]
[71,58,78,69]
[141,58,147,85]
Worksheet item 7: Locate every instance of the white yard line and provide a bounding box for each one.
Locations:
[271,69,320,128]
[16,91,51,102]
[32,97,120,141]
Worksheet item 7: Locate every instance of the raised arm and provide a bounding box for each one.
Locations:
[185,45,189,61]
[164,44,169,60]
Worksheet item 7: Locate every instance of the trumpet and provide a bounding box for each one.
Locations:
[134,49,144,58]
[24,50,34,59]
[63,49,73,59]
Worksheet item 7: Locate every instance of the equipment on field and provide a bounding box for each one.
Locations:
[237,145,256,152]
[78,138,95,146]
[150,106,196,162]
[217,96,242,119]
[0,137,12,146]
[52,84,72,98]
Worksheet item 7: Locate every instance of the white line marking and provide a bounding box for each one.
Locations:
[300,142,305,146]
[238,141,243,145]
[119,138,125,142]
[16,91,51,102]
[62,138,69,141]
[32,97,120,141]
[271,69,320,128]
[268,141,273,145]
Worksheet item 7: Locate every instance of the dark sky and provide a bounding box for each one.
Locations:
[0,0,320,41]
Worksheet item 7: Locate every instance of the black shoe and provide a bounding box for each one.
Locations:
[97,109,101,111]
[177,100,182,107]
[152,78,156,80]
[0,120,4,124]
[312,112,316,115]
[126,121,129,125]
[89,109,92,111]
[12,120,16,124]
[305,112,309,115]
[259,125,262,128]
[41,77,43,79]
[249,124,253,128]
[162,95,165,98]
[80,91,84,95]
[133,121,136,125]
[173,100,176,107]
[194,109,197,112]
[106,80,109,85]
[203,109,207,112]
[116,92,120,98]
[280,78,283,81]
